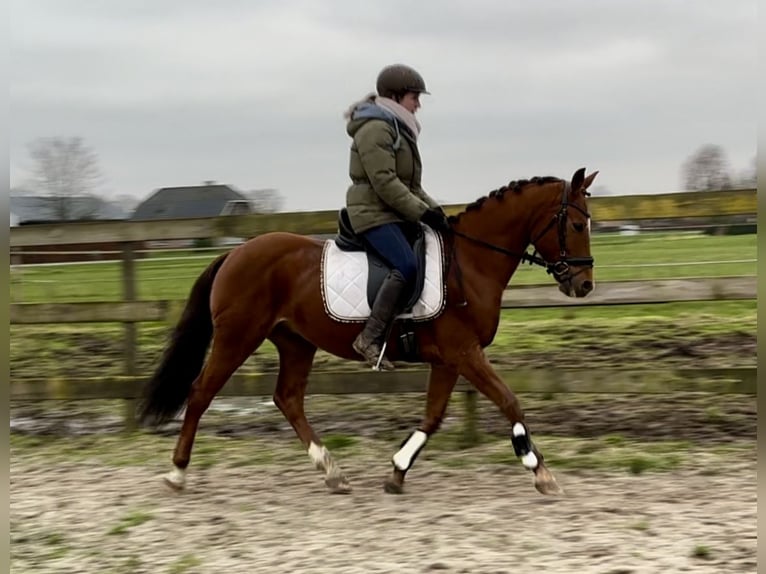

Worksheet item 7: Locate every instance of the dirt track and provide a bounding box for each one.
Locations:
[10,450,757,574]
[10,393,757,574]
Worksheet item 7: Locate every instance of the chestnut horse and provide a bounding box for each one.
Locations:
[138,168,598,495]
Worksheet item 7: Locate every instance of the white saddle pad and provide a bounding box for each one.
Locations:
[321,226,446,323]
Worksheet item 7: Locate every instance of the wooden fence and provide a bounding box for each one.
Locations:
[9,192,758,435]
[12,367,756,401]
[8,276,757,324]
[9,367,757,440]
[9,273,756,433]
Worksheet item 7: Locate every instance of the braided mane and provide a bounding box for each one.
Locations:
[449,176,562,222]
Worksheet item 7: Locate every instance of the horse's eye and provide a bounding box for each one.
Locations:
[573,222,585,232]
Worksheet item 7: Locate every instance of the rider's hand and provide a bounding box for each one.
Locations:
[420,208,451,233]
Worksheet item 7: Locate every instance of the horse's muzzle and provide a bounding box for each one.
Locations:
[554,261,594,298]
[558,277,594,298]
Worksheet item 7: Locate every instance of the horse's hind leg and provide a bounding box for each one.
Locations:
[384,364,459,494]
[270,324,351,494]
[164,323,268,490]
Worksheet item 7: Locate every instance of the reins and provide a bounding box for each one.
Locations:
[445,229,550,308]
[451,229,548,267]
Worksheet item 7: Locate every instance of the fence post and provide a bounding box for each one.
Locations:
[122,242,138,432]
[461,388,479,448]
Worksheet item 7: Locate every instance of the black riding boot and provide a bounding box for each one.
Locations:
[353,270,408,370]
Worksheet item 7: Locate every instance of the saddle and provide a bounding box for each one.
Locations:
[335,208,427,311]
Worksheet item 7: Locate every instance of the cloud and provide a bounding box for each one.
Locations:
[10,0,757,209]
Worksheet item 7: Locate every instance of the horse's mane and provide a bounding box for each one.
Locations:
[449,176,563,222]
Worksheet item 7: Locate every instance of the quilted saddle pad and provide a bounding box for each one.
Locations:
[321,227,446,323]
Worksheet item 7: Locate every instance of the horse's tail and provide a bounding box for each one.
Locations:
[137,253,229,426]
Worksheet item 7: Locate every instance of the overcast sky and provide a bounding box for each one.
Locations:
[10,0,757,211]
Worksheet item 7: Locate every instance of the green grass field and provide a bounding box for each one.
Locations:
[9,232,757,303]
[9,300,756,381]
[9,231,756,376]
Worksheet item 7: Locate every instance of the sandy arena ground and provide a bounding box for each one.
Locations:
[10,393,757,574]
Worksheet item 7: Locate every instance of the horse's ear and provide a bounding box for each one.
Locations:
[570,168,599,195]
[570,168,586,193]
[582,170,599,191]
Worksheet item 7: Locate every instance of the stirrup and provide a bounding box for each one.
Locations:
[353,336,395,371]
[373,341,395,371]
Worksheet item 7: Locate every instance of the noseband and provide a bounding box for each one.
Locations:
[450,181,594,283]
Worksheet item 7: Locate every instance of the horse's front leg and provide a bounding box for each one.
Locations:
[384,363,459,494]
[459,346,562,495]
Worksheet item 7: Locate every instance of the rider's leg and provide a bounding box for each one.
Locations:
[353,269,407,369]
[353,223,417,369]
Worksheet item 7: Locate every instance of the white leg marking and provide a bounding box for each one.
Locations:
[308,441,328,471]
[521,452,539,470]
[164,466,186,488]
[309,441,347,487]
[512,422,526,437]
[393,430,428,471]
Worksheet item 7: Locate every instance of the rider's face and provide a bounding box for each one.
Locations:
[400,92,421,114]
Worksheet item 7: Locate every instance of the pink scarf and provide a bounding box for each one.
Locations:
[375,97,421,140]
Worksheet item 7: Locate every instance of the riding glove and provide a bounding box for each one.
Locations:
[420,208,451,232]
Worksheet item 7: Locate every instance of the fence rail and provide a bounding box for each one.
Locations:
[9,193,757,436]
[11,368,756,401]
[8,277,756,324]
[11,368,756,438]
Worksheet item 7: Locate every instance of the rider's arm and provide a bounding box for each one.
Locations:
[414,188,441,210]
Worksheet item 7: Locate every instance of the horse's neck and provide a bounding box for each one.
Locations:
[454,210,531,292]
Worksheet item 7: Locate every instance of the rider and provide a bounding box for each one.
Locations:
[344,63,451,370]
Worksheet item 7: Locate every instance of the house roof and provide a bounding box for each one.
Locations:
[9,195,127,224]
[131,184,251,221]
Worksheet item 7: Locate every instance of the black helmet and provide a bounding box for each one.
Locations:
[376,64,430,98]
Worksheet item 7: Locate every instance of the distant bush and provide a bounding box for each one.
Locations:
[193,237,214,248]
[703,224,757,236]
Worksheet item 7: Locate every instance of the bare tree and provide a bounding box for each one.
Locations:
[736,156,757,188]
[247,188,285,213]
[28,136,104,220]
[682,144,732,191]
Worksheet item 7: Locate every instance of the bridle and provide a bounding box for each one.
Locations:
[449,180,594,285]
[527,181,594,283]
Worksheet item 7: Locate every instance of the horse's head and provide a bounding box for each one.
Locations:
[529,168,598,298]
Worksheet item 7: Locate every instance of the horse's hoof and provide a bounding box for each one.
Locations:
[383,480,404,494]
[325,475,352,494]
[534,478,563,495]
[163,476,185,492]
[163,468,186,491]
[533,465,563,495]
